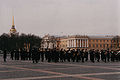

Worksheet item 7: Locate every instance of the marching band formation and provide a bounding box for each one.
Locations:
[3,48,120,63]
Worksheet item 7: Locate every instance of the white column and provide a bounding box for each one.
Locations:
[72,40,74,47]
[68,40,69,48]
[73,39,75,47]
[81,39,82,47]
[80,39,81,47]
[69,40,70,48]
[71,40,72,47]
[75,39,77,47]
[87,39,88,47]
[73,39,74,47]
[67,40,69,47]
[82,39,83,48]
[72,40,73,47]
[77,39,79,47]
[76,39,78,47]
[85,39,86,48]
[68,40,70,47]
[76,39,77,47]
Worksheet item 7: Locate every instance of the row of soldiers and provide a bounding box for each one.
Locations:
[3,48,120,63]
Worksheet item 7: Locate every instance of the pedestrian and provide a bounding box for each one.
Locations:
[3,49,7,62]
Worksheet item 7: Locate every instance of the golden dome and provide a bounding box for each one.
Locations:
[10,28,17,33]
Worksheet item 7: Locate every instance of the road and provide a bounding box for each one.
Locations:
[0,55,120,80]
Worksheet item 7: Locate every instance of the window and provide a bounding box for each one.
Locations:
[93,44,95,47]
[111,40,113,42]
[89,40,91,42]
[96,40,98,42]
[89,44,91,47]
[107,44,109,48]
[104,40,105,42]
[96,44,98,47]
[103,44,105,48]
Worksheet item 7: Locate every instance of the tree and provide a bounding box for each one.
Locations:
[0,33,42,51]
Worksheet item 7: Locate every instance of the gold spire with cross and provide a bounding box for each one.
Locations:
[12,16,15,27]
[10,16,17,34]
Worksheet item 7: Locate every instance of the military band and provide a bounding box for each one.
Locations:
[2,48,120,63]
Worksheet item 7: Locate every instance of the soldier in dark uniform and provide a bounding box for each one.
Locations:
[32,48,38,63]
[76,49,80,62]
[66,48,71,62]
[51,49,54,62]
[3,49,7,62]
[10,49,14,60]
[20,48,24,60]
[54,49,59,63]
[95,49,100,62]
[101,49,105,61]
[14,49,17,60]
[37,48,41,62]
[71,49,76,62]
[106,49,110,62]
[15,49,20,60]
[89,49,95,63]
[32,49,35,63]
[81,49,85,63]
[60,49,64,62]
[84,49,88,61]
[17,49,20,60]
[117,51,120,61]
[36,48,40,63]
[115,50,119,61]
[111,50,115,62]
[41,49,45,62]
[45,49,48,61]
[63,49,67,62]
[47,49,51,62]
[25,49,28,60]
[22,49,26,60]
[28,48,32,60]
[104,50,108,63]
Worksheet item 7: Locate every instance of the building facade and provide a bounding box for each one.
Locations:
[67,35,89,49]
[88,36,113,50]
[112,36,120,49]
[41,35,120,50]
[41,34,57,49]
[59,37,68,50]
[58,35,120,50]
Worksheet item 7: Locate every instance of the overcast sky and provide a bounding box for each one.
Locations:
[0,0,119,37]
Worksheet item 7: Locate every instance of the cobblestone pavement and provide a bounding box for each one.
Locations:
[0,56,120,80]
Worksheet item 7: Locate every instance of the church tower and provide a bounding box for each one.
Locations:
[10,16,18,35]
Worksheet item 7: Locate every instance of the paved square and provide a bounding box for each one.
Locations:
[0,57,120,80]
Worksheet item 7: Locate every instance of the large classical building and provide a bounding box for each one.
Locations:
[59,35,120,50]
[59,35,89,50]
[88,36,113,50]
[41,35,119,50]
